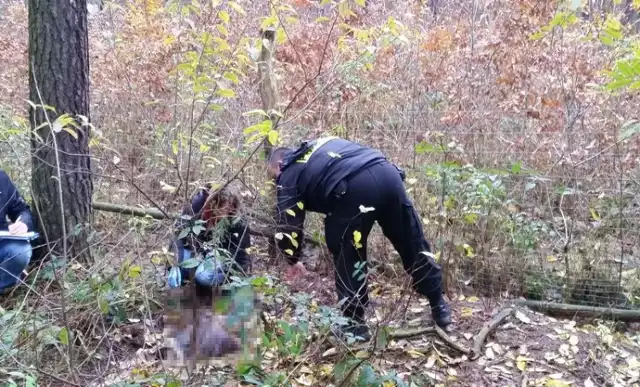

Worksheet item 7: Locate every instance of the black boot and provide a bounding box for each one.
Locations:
[430,297,452,328]
[332,319,371,342]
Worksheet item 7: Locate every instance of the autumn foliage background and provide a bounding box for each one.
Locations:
[0,0,640,385]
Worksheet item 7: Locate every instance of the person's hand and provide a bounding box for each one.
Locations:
[8,219,28,236]
[284,262,309,281]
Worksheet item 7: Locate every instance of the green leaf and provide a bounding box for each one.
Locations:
[284,233,299,248]
[228,1,246,15]
[223,71,240,84]
[243,120,272,135]
[128,265,142,279]
[63,127,78,139]
[98,298,109,314]
[218,10,230,23]
[59,327,69,346]
[217,88,236,98]
[267,130,279,145]
[353,230,363,249]
[354,0,366,7]
[217,24,229,37]
[296,202,304,210]
[511,161,522,174]
[242,109,269,118]
[285,209,296,217]
[181,258,201,269]
[284,249,294,256]
[315,16,330,23]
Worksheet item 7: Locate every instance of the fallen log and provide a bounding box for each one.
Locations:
[91,201,322,247]
[513,299,640,322]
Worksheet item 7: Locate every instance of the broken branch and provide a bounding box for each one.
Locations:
[91,201,322,246]
[470,307,514,360]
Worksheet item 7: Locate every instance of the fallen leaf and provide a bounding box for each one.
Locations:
[295,374,315,386]
[515,310,532,324]
[322,348,337,357]
[516,356,531,372]
[407,349,426,358]
[461,307,474,318]
[485,347,495,360]
[569,335,579,346]
[359,205,375,213]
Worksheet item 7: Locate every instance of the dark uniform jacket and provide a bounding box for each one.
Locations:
[274,137,393,264]
[0,170,34,232]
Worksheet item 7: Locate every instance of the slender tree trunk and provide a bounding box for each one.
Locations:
[28,0,93,263]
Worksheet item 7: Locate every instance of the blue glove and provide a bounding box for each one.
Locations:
[167,266,182,289]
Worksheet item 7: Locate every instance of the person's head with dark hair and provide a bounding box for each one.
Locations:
[267,146,292,180]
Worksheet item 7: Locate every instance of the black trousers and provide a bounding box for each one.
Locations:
[324,161,443,324]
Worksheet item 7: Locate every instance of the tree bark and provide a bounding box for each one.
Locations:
[28,0,93,263]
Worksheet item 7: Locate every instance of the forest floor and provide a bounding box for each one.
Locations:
[87,242,640,387]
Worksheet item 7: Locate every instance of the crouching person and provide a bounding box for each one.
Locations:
[167,183,252,295]
[0,170,35,295]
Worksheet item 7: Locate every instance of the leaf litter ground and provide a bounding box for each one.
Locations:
[96,244,640,386]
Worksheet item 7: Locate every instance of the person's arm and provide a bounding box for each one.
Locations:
[274,174,306,265]
[5,176,34,232]
[173,189,207,261]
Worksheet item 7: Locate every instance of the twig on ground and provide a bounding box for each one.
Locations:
[470,307,514,361]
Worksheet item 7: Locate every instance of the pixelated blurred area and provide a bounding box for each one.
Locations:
[161,284,261,369]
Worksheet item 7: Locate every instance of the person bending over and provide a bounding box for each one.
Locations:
[267,137,452,341]
[167,183,252,296]
[0,170,35,295]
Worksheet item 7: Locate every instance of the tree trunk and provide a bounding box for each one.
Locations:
[28,0,93,263]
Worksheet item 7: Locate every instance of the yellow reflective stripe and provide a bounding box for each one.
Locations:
[296,136,339,163]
